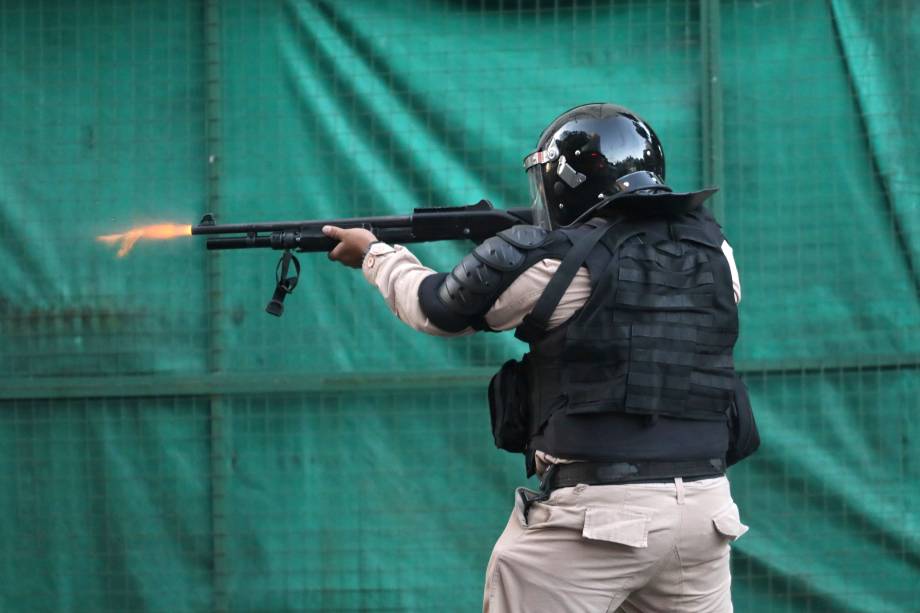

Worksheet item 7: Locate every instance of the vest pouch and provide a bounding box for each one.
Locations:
[488,357,530,453]
[726,374,760,466]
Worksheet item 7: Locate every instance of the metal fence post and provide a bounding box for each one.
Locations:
[701,0,725,223]
[204,1,228,611]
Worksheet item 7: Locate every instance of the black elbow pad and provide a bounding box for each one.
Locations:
[418,272,470,332]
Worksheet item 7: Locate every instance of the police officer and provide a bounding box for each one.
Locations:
[324,103,754,612]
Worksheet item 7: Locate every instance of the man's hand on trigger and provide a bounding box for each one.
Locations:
[322,225,378,268]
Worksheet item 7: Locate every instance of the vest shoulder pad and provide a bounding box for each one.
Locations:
[471,235,529,272]
[496,225,550,249]
[673,208,726,247]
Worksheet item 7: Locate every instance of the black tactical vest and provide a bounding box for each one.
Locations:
[518,209,738,464]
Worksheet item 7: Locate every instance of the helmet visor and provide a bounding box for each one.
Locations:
[527,165,553,230]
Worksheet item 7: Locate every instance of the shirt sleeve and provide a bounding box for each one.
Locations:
[362,242,475,337]
[721,240,742,304]
[484,259,590,330]
[362,243,588,336]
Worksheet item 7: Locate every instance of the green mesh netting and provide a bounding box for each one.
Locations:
[0,1,917,611]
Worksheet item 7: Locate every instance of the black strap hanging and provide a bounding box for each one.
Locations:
[265,250,301,317]
[514,219,613,343]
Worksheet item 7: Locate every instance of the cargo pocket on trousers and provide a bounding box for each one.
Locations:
[712,503,749,541]
[582,507,651,548]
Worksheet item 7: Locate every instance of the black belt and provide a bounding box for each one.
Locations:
[545,458,726,490]
[520,458,725,522]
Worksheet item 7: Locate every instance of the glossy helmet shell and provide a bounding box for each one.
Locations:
[525,103,667,228]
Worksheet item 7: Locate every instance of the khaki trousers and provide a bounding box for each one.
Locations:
[483,476,747,613]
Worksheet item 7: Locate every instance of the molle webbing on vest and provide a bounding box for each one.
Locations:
[526,214,738,434]
[615,291,714,309]
[618,267,715,288]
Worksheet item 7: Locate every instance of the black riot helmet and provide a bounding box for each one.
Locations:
[524,103,716,228]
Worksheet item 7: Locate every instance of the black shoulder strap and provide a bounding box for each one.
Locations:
[515,219,612,343]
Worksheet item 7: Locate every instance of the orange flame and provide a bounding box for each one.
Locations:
[97,223,192,257]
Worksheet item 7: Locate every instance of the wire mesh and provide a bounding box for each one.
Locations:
[0,0,918,611]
